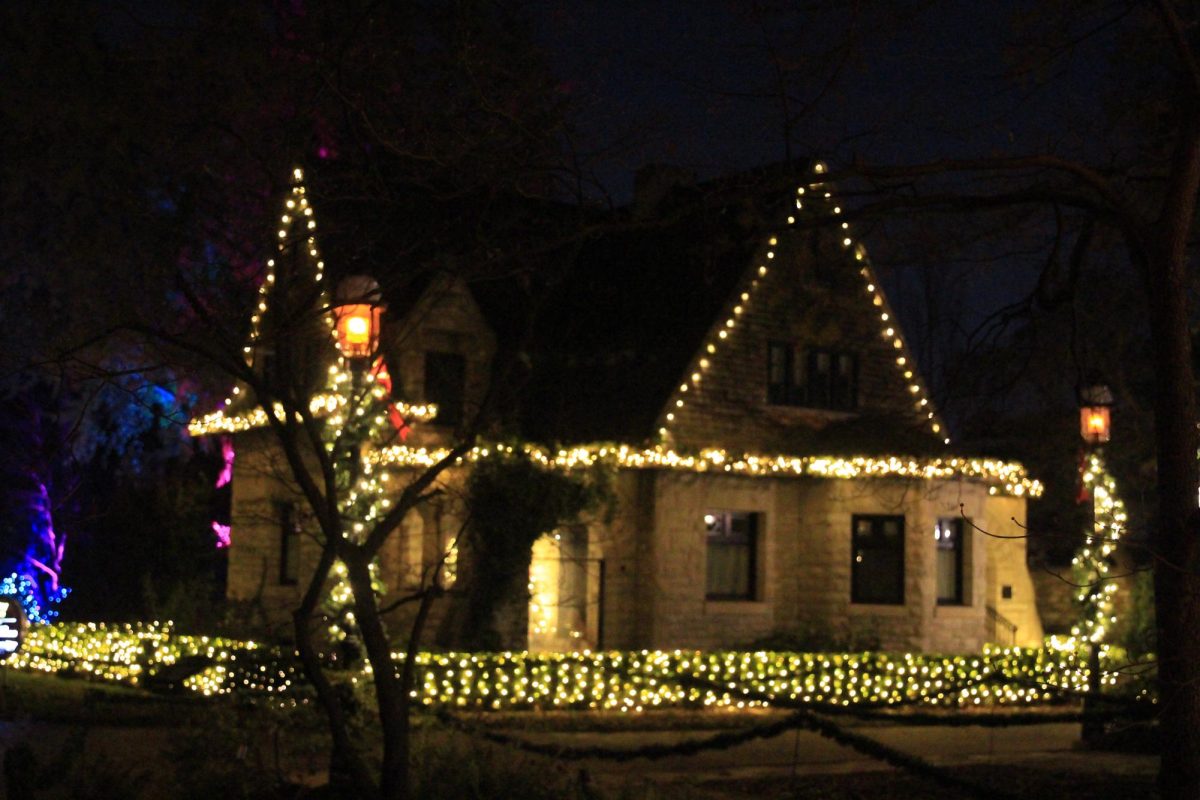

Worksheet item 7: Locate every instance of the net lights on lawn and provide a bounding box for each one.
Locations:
[655,160,949,448]
[7,621,1118,709]
[370,442,1041,497]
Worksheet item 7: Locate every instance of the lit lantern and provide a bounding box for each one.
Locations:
[1078,383,1113,445]
[333,276,385,359]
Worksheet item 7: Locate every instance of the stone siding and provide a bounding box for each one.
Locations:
[383,276,496,447]
[592,473,1041,653]
[666,228,927,454]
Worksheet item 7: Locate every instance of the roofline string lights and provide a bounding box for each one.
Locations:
[654,160,950,448]
[188,393,437,436]
[368,442,1042,497]
[247,167,337,371]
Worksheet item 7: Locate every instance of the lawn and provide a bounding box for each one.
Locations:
[0,667,1160,800]
[0,668,201,725]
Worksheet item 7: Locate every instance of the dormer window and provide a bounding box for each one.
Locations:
[767,343,857,410]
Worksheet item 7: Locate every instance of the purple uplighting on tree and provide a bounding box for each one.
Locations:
[211,436,235,548]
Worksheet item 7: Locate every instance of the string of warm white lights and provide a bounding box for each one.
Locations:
[321,362,395,643]
[188,392,438,436]
[194,165,388,431]
[655,161,949,447]
[368,442,1041,497]
[8,621,1120,709]
[247,167,335,363]
[1070,452,1126,647]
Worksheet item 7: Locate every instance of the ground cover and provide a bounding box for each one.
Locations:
[0,621,1159,799]
[654,762,1158,800]
[0,658,1158,800]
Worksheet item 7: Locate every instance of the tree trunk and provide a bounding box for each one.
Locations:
[1145,242,1200,799]
[1142,114,1200,794]
[347,553,408,800]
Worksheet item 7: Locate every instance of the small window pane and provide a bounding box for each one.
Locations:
[936,518,965,605]
[806,349,858,410]
[767,342,793,404]
[706,511,758,600]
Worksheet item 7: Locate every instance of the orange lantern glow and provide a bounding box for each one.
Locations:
[1078,384,1113,445]
[334,303,382,358]
[333,276,384,359]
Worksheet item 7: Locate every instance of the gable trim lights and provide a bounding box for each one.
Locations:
[655,160,950,447]
[187,167,438,438]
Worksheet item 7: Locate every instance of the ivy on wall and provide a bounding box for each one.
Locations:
[438,449,612,651]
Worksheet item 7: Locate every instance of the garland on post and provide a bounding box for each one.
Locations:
[320,361,395,646]
[1060,452,1127,683]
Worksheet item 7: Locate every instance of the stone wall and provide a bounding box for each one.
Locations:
[979,494,1045,647]
[225,430,308,637]
[592,472,1042,653]
[230,439,1043,653]
[226,432,469,644]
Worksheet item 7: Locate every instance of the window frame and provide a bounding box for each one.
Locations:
[850,514,905,605]
[704,510,760,601]
[765,342,858,411]
[935,517,966,606]
[807,348,858,410]
[766,341,794,405]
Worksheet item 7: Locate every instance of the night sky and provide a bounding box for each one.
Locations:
[530,1,1103,197]
[521,0,1114,350]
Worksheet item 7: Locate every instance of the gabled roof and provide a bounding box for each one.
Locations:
[187,165,1048,497]
[193,162,949,456]
[513,162,949,453]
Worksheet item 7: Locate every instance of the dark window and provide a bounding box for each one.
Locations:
[705,511,759,600]
[425,352,466,427]
[279,502,300,586]
[851,515,904,605]
[935,517,966,605]
[807,349,858,410]
[767,341,793,404]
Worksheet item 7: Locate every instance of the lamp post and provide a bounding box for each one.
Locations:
[1078,381,1113,743]
[328,276,386,667]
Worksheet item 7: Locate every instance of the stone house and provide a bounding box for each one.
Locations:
[192,164,1045,653]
